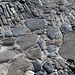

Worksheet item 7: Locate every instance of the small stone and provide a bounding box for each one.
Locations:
[32,61,41,72]
[1,38,16,46]
[43,61,54,74]
[61,23,72,34]
[35,69,47,75]
[24,70,35,75]
[0,50,17,63]
[59,5,65,12]
[11,26,26,37]
[46,45,58,53]
[47,27,62,39]
[25,19,47,31]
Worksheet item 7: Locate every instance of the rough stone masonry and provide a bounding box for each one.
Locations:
[0,0,75,75]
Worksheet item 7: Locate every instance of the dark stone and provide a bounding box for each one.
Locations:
[1,38,16,46]
[11,26,26,37]
[43,61,54,74]
[47,27,62,39]
[25,19,47,31]
[46,45,57,53]
[32,61,41,72]
[35,69,47,75]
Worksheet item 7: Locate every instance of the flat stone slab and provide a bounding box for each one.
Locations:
[59,31,75,59]
[11,26,26,37]
[8,56,33,75]
[25,19,47,31]
[0,50,17,63]
[17,34,38,51]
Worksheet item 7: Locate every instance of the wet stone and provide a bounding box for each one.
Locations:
[47,27,62,39]
[43,61,54,74]
[1,38,16,46]
[25,19,47,31]
[11,26,26,37]
[17,34,37,51]
[0,50,17,63]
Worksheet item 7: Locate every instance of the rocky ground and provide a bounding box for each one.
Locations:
[0,0,75,75]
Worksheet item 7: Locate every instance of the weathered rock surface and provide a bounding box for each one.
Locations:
[17,34,38,51]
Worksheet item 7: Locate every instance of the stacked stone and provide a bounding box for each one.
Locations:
[0,0,75,75]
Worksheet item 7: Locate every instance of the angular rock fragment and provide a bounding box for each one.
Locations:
[17,34,38,51]
[26,45,43,60]
[25,19,47,31]
[11,26,26,37]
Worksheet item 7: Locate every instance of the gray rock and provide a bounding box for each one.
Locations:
[25,19,47,31]
[46,45,58,53]
[0,34,4,40]
[43,60,54,74]
[0,64,8,75]
[17,34,37,51]
[26,45,43,60]
[61,23,72,34]
[47,27,62,39]
[0,50,17,63]
[35,69,47,75]
[1,38,16,46]
[8,56,33,75]
[5,31,12,37]
[32,61,41,72]
[11,26,26,37]
[71,6,75,10]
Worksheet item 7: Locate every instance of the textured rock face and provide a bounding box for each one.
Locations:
[59,31,75,59]
[0,0,75,75]
[17,34,38,51]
